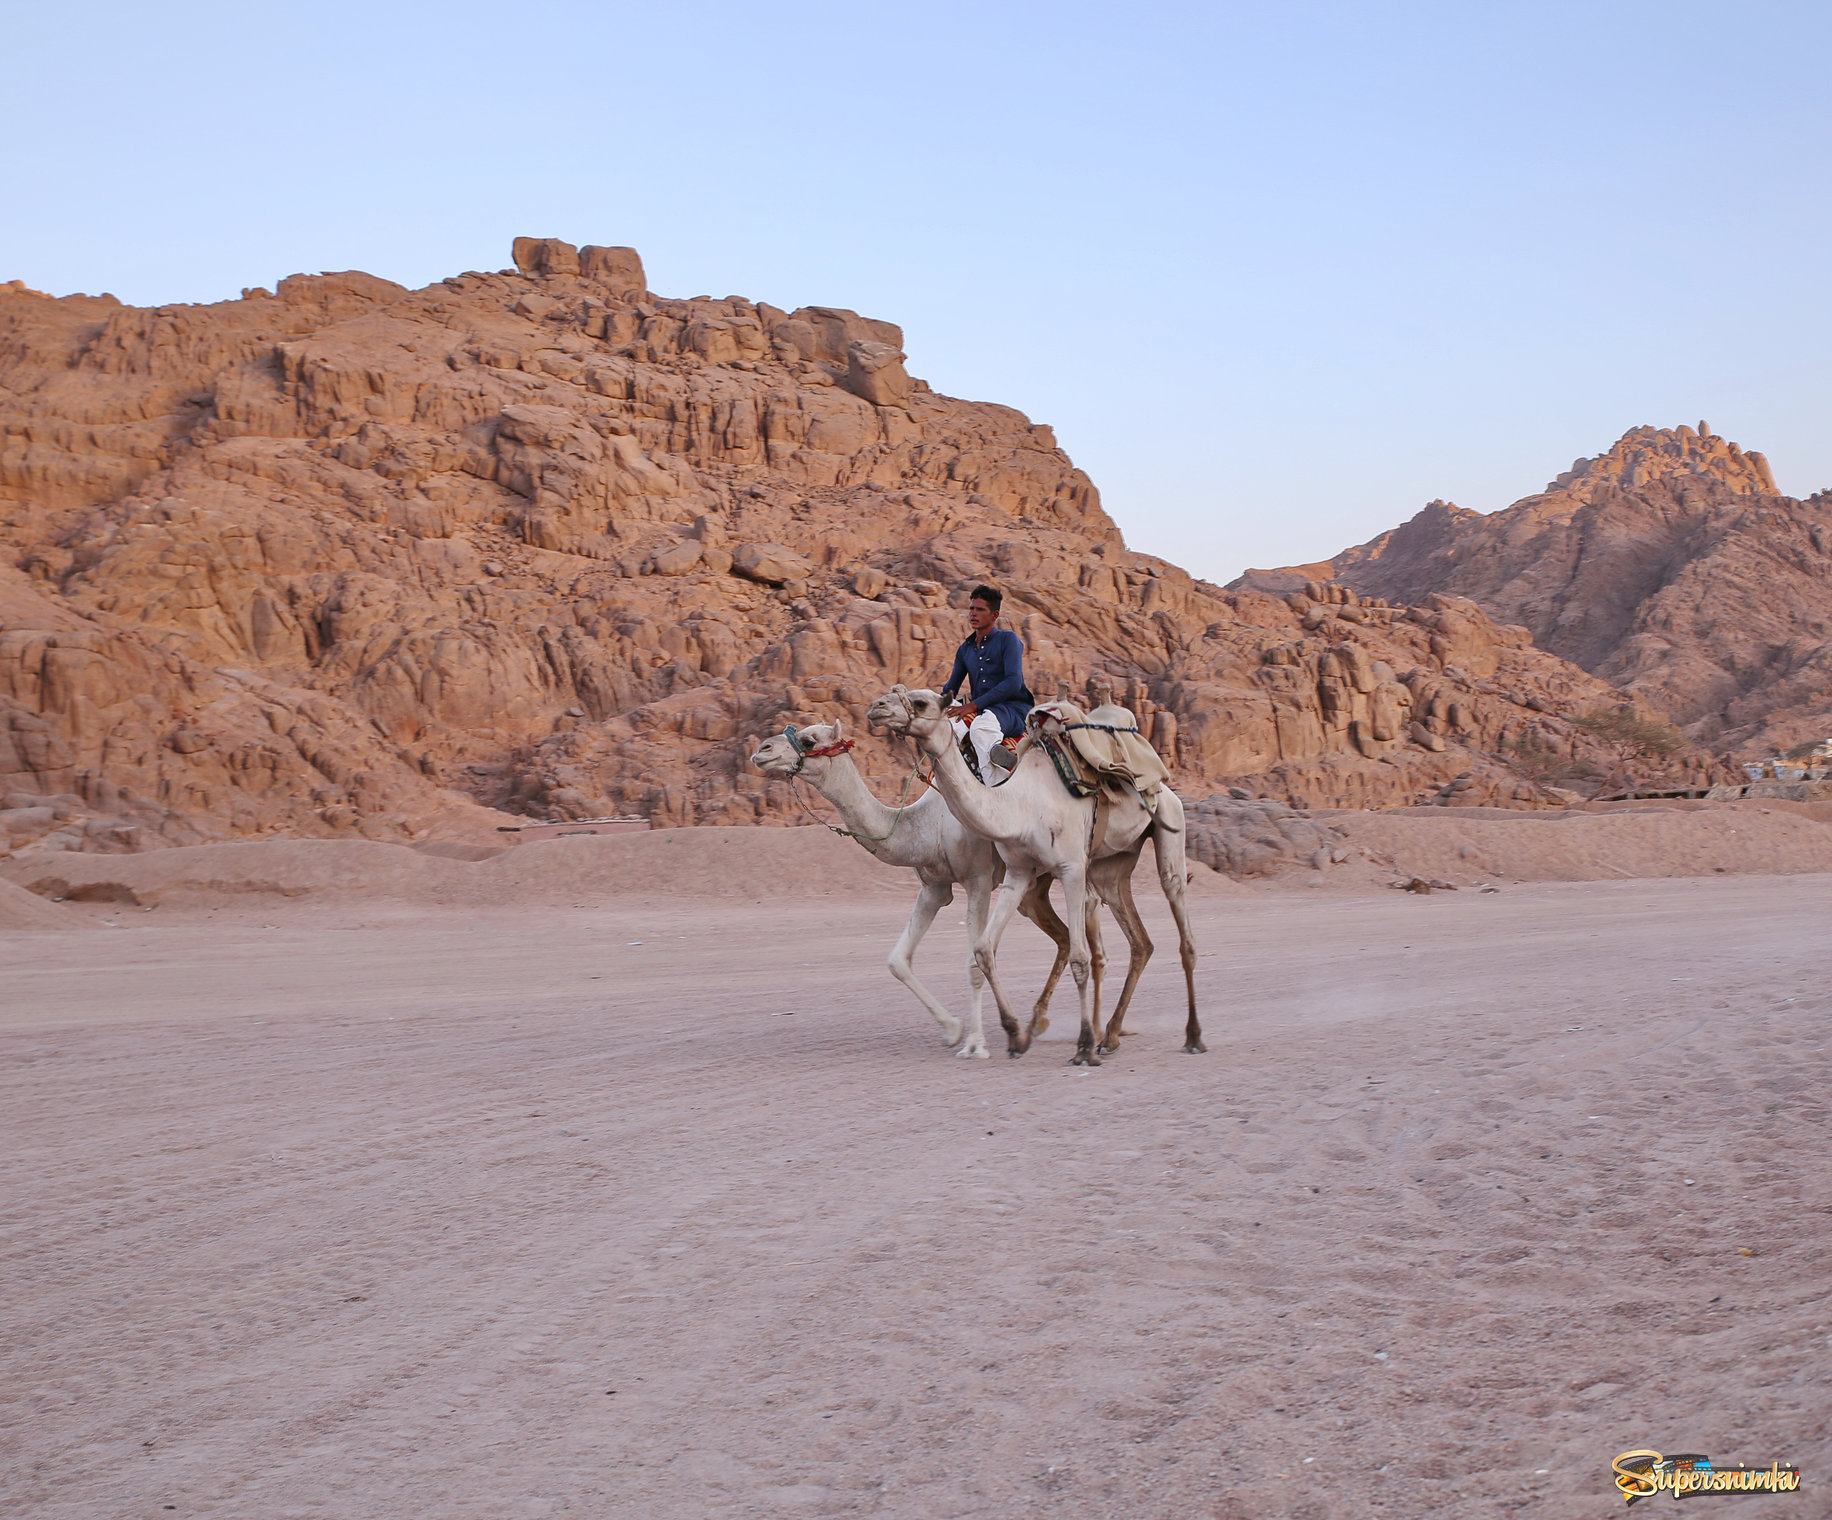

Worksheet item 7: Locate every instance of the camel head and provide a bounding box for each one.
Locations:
[866,685,949,748]
[749,719,846,778]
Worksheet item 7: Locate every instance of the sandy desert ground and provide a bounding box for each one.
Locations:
[3,827,1830,1519]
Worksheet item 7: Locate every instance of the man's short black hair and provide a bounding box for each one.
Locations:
[970,584,1002,612]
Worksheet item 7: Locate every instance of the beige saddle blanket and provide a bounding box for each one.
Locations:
[1030,700,1171,799]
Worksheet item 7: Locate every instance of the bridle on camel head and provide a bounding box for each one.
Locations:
[874,686,921,732]
[781,724,855,779]
[778,716,929,845]
[877,686,980,778]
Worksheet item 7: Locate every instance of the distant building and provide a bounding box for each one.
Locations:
[1745,739,1832,782]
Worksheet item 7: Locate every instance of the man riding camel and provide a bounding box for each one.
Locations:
[940,584,1033,784]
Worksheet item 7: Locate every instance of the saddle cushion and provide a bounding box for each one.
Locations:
[1029,700,1171,801]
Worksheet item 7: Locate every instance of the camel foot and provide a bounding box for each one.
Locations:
[1028,1012,1051,1035]
[940,1017,964,1046]
[956,1040,990,1059]
[1184,1040,1208,1054]
[1006,1047,1026,1059]
[1069,1050,1103,1067]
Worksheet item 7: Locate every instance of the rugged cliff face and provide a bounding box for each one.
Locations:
[1246,424,1832,757]
[0,242,1718,857]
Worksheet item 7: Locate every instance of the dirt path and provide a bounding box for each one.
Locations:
[4,877,1828,1518]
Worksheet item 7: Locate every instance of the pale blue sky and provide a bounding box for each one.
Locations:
[5,0,1827,580]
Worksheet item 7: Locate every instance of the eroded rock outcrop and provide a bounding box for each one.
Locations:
[1181,796,1344,878]
[0,242,1724,855]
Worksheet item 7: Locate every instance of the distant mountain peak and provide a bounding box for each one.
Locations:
[1254,421,1827,757]
[1547,422,1776,498]
[1414,498,1481,524]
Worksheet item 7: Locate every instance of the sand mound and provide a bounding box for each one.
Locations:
[0,876,84,931]
[0,839,463,908]
[0,827,910,909]
[411,841,510,862]
[469,827,909,901]
[10,804,1827,912]
[1332,803,1832,882]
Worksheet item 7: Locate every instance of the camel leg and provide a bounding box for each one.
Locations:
[1096,862,1154,1054]
[886,878,963,1047]
[1084,893,1107,1050]
[975,870,1036,1057]
[1059,864,1100,1067]
[1016,876,1070,1039]
[956,872,994,1059]
[1154,826,1204,1053]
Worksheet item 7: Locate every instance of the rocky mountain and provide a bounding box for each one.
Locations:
[1241,424,1832,758]
[0,240,1722,859]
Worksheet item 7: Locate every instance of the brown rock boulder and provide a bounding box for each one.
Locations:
[648,541,704,577]
[511,237,581,277]
[732,544,813,585]
[844,340,913,408]
[579,245,646,293]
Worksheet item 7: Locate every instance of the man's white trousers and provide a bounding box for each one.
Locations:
[951,710,1005,783]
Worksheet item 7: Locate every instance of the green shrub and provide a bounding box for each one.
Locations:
[1568,706,1686,762]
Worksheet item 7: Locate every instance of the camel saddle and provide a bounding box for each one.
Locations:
[1028,699,1171,802]
[1025,699,1172,855]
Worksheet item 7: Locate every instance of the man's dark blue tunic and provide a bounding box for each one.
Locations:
[940,626,1034,738]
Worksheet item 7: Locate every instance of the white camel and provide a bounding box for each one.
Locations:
[865,685,1203,1064]
[749,720,1078,1058]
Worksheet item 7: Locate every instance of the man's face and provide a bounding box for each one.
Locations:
[969,598,997,634]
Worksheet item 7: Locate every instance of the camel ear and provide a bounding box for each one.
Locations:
[831,716,844,741]
[892,683,907,694]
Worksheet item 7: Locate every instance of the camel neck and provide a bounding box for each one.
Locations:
[809,753,926,864]
[918,723,1025,843]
